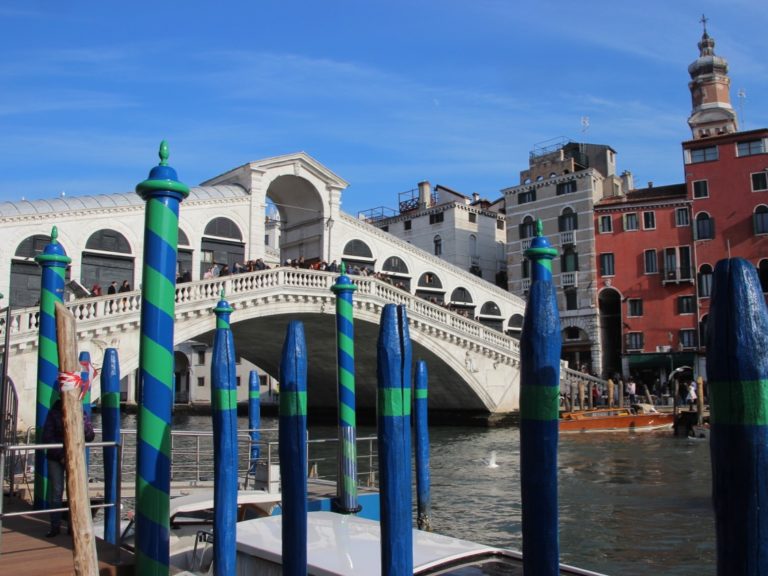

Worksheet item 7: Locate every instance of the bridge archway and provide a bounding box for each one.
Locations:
[267,174,326,265]
[415,272,444,303]
[81,229,134,291]
[342,239,375,271]
[381,256,411,290]
[200,217,244,277]
[11,234,70,307]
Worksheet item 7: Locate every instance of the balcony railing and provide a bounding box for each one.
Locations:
[561,272,578,288]
[520,238,533,251]
[662,267,694,284]
[559,230,575,245]
[521,278,531,292]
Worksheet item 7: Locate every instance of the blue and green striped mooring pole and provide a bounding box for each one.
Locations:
[33,226,71,509]
[520,219,561,576]
[330,263,359,513]
[414,359,432,531]
[79,350,93,469]
[280,320,308,576]
[100,348,121,545]
[134,141,189,575]
[248,370,261,472]
[708,258,768,574]
[377,304,413,576]
[211,291,238,575]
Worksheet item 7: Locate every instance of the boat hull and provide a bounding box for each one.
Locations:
[560,410,675,433]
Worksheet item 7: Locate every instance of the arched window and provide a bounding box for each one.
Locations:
[507,313,524,339]
[82,229,134,292]
[759,259,768,293]
[381,256,411,291]
[519,216,536,240]
[433,235,442,256]
[699,314,709,349]
[200,217,245,278]
[469,234,478,258]
[754,205,768,235]
[478,301,503,331]
[558,207,578,232]
[450,287,473,305]
[343,239,373,259]
[698,264,713,298]
[695,212,715,240]
[177,228,193,280]
[10,234,70,307]
[415,272,444,303]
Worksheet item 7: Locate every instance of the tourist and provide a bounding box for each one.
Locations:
[686,380,698,409]
[118,280,130,293]
[90,283,102,297]
[107,281,117,295]
[42,399,95,537]
[219,264,231,276]
[626,378,637,405]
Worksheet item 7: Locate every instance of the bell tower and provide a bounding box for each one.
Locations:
[687,15,738,139]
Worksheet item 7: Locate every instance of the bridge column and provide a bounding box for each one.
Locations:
[33,226,71,509]
[134,141,189,575]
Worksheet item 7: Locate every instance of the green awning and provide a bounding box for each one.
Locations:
[625,352,696,370]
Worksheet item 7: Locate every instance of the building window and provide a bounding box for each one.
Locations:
[693,180,709,199]
[759,260,768,293]
[678,295,695,314]
[518,189,536,204]
[628,299,643,317]
[519,217,536,240]
[675,207,690,227]
[197,377,205,387]
[626,332,644,351]
[468,213,476,224]
[560,248,579,272]
[381,225,389,232]
[737,139,766,157]
[698,264,713,298]
[598,215,613,233]
[643,211,656,230]
[496,219,504,230]
[752,172,768,192]
[521,259,530,279]
[404,220,412,230]
[236,376,241,387]
[556,181,577,195]
[754,206,768,234]
[644,249,658,274]
[690,146,718,163]
[565,327,581,340]
[429,212,444,225]
[433,235,442,256]
[679,329,697,349]
[663,246,692,281]
[564,288,577,310]
[558,208,578,232]
[694,213,715,240]
[623,213,639,231]
[600,253,615,277]
[196,351,206,365]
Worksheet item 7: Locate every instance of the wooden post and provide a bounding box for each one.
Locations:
[54,301,98,575]
[643,384,653,405]
[696,376,705,426]
[577,381,585,411]
[607,378,615,407]
[618,380,625,408]
[587,383,594,409]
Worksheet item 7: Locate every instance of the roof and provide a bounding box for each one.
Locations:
[0,185,249,218]
[595,183,686,208]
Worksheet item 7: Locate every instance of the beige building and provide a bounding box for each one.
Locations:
[502,139,632,376]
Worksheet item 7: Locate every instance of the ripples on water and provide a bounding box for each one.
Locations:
[97,414,715,576]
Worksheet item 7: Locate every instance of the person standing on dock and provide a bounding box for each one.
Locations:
[42,399,95,537]
[626,378,637,405]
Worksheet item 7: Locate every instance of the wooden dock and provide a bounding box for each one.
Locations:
[1,498,134,575]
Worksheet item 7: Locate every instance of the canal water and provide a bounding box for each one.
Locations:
[105,414,715,575]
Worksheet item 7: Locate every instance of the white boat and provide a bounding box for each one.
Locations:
[226,511,607,576]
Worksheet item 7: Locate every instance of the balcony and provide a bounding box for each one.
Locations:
[561,272,578,288]
[521,278,531,292]
[559,230,575,245]
[520,238,533,251]
[662,267,694,285]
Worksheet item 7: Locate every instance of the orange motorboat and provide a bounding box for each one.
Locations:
[559,403,675,433]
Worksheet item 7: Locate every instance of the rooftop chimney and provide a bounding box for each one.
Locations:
[418,181,432,208]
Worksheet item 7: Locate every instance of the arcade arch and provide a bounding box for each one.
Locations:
[478,301,503,331]
[10,234,70,307]
[381,256,411,290]
[200,217,244,278]
[449,287,475,317]
[81,229,134,293]
[415,272,444,304]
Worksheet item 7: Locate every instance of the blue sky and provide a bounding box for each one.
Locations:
[2,1,767,216]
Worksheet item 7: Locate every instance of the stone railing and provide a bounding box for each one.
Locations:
[1,267,522,363]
